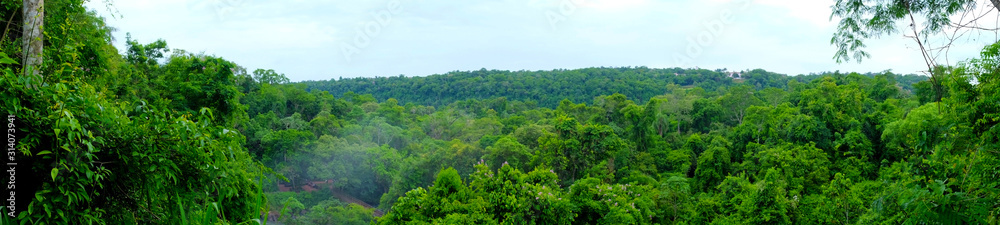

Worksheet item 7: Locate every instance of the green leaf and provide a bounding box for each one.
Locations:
[177,193,188,225]
[50,168,58,180]
[0,54,17,65]
[37,151,51,155]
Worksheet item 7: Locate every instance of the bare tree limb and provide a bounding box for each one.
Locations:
[1,12,16,41]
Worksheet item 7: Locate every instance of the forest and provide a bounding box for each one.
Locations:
[301,67,928,108]
[1,0,999,225]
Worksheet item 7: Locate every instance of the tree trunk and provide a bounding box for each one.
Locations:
[22,0,43,81]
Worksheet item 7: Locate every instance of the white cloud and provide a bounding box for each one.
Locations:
[577,0,649,11]
[755,0,836,27]
[84,0,992,81]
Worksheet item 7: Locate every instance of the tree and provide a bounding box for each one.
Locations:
[830,0,1000,106]
[658,176,693,223]
[568,177,656,224]
[156,53,247,126]
[280,196,306,222]
[737,168,792,225]
[294,201,374,225]
[309,110,341,137]
[483,136,533,172]
[691,98,724,133]
[512,123,551,149]
[379,165,574,224]
[1,69,268,223]
[695,146,731,192]
[125,34,169,68]
[654,93,694,135]
[831,0,997,64]
[22,0,43,81]
[719,85,762,125]
[749,143,831,195]
[253,68,290,85]
[759,87,787,107]
[823,173,865,224]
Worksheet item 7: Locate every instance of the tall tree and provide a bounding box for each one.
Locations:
[830,0,1000,105]
[719,85,761,125]
[22,0,43,81]
[831,0,994,64]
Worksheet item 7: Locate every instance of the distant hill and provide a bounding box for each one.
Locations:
[301,67,927,108]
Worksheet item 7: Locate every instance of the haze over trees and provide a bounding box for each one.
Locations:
[0,0,998,224]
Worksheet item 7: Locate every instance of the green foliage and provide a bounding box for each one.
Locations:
[307,202,375,225]
[695,146,731,192]
[882,103,947,161]
[657,176,693,224]
[830,0,975,63]
[0,2,271,223]
[483,136,533,172]
[253,69,290,85]
[9,1,995,223]
[1,45,266,225]
[304,67,923,108]
[747,143,831,195]
[354,40,989,225]
[155,53,248,126]
[380,164,575,224]
[736,168,791,224]
[125,34,169,69]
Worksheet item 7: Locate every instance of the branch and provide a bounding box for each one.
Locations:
[1,11,15,41]
[90,161,117,166]
[950,23,1000,31]
[907,10,935,73]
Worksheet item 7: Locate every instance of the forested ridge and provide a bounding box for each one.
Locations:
[301,67,929,108]
[1,0,1000,225]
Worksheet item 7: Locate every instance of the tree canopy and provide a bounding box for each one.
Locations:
[0,0,998,224]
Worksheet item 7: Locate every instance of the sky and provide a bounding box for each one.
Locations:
[85,0,1000,82]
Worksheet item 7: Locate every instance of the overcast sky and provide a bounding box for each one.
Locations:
[85,0,1000,82]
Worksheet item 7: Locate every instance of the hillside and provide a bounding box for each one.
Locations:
[302,67,927,108]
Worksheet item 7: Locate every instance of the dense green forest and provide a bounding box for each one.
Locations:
[1,0,999,225]
[302,68,928,108]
